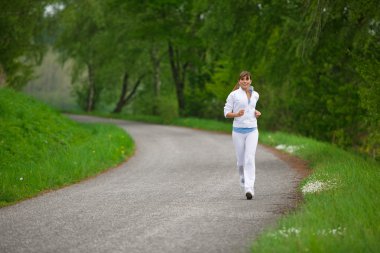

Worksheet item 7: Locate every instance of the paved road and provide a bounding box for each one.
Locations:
[0,115,301,253]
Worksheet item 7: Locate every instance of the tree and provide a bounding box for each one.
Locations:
[0,0,51,89]
[55,0,115,111]
[116,0,208,116]
[197,0,379,157]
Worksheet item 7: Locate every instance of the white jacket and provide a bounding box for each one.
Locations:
[224,87,259,128]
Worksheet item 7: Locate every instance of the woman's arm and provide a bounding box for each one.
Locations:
[226,109,245,118]
[224,93,245,118]
[255,110,261,118]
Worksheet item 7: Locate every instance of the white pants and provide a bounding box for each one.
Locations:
[232,129,258,193]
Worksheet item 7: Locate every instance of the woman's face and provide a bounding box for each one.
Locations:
[239,75,251,90]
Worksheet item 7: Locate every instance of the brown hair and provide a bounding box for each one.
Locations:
[232,71,252,91]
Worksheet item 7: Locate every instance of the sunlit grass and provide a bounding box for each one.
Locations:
[0,89,134,207]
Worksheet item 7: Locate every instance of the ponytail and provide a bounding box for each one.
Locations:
[232,82,240,91]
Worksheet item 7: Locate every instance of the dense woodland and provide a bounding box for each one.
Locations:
[1,0,379,158]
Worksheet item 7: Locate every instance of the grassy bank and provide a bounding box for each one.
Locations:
[251,132,380,252]
[0,89,134,207]
[87,112,379,252]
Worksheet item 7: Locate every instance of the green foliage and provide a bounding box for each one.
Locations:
[197,0,379,159]
[54,0,107,110]
[54,0,152,112]
[157,96,179,123]
[353,28,380,159]
[10,0,378,159]
[0,1,50,88]
[0,88,134,207]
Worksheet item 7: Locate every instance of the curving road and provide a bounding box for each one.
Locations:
[0,115,302,253]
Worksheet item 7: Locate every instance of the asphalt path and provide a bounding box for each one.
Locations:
[0,115,302,253]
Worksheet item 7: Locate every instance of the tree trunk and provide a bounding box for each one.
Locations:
[113,72,129,113]
[150,45,161,115]
[168,41,187,115]
[113,72,144,113]
[0,64,6,87]
[86,63,95,112]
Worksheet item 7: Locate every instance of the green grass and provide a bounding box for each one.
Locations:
[251,132,380,252]
[0,89,134,207]
[79,111,379,252]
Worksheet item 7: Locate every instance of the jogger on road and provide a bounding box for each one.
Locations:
[224,71,261,200]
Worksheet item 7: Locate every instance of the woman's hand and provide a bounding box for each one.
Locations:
[226,109,245,118]
[235,109,245,117]
[255,110,261,118]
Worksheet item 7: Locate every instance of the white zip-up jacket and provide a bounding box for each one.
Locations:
[224,87,259,128]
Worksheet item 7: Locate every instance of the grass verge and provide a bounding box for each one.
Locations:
[251,132,379,252]
[0,89,134,208]
[83,111,379,252]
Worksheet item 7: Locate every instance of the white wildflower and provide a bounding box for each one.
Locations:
[316,227,345,236]
[268,227,301,238]
[276,144,287,150]
[285,145,299,153]
[275,144,303,153]
[302,180,325,194]
[302,179,338,195]
[20,177,23,181]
